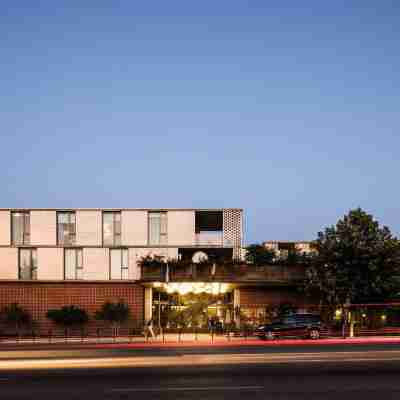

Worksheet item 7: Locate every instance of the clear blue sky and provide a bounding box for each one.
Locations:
[1,1,399,243]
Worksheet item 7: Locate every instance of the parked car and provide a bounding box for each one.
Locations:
[255,313,322,340]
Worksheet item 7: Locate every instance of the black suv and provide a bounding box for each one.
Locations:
[255,313,322,340]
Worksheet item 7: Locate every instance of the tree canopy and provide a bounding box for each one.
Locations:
[304,208,400,306]
[46,305,89,328]
[1,303,31,333]
[245,244,276,265]
[95,300,130,327]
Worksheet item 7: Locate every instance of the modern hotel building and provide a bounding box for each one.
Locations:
[0,208,307,333]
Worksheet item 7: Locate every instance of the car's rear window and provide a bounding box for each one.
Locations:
[294,314,320,323]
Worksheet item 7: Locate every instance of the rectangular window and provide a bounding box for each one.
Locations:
[103,212,122,246]
[65,249,83,280]
[57,212,76,245]
[110,249,129,280]
[148,212,167,245]
[11,211,30,245]
[19,248,37,280]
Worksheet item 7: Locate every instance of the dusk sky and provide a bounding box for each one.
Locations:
[1,1,399,243]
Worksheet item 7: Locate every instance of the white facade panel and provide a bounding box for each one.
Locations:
[31,211,56,246]
[127,247,178,281]
[128,249,141,281]
[0,210,11,246]
[76,210,102,246]
[130,248,161,282]
[167,211,195,246]
[37,248,63,280]
[0,247,18,279]
[84,248,109,280]
[121,210,148,246]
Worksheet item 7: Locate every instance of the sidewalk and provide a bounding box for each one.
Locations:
[2,333,400,348]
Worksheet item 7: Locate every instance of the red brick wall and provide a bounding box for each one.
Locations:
[0,282,144,335]
[240,287,308,307]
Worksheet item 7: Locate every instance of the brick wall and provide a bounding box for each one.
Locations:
[0,282,144,335]
[239,287,308,307]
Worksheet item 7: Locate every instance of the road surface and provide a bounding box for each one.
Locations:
[1,342,400,399]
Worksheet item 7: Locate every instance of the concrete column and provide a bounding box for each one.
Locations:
[144,287,153,323]
[349,311,355,338]
[233,288,240,326]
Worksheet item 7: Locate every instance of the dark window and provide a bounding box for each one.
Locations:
[283,317,296,325]
[195,211,223,233]
[278,242,296,251]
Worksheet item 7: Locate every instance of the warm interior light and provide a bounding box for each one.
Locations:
[159,282,228,295]
[335,309,342,317]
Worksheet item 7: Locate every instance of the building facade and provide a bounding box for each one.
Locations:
[0,208,253,332]
[0,208,310,334]
[263,241,314,258]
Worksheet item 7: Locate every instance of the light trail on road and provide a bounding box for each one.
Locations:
[2,350,400,371]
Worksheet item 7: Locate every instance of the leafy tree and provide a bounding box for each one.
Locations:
[1,303,31,336]
[245,244,276,265]
[46,305,89,335]
[95,300,130,335]
[305,208,400,309]
[277,302,297,317]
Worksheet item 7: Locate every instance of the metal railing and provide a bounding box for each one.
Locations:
[194,232,224,246]
[140,264,306,283]
[3,325,400,345]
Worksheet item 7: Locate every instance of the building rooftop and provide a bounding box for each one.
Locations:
[0,208,243,212]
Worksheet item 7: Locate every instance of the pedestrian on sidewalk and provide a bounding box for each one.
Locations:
[145,319,156,341]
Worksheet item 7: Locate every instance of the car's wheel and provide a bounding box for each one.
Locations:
[309,329,320,340]
[266,330,275,340]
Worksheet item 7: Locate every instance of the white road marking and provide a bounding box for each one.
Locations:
[111,386,264,392]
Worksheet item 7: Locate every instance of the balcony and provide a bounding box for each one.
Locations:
[140,263,306,284]
[195,232,223,246]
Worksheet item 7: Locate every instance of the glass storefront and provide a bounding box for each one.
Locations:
[152,286,233,330]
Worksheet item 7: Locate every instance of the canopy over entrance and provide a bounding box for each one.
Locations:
[153,281,231,296]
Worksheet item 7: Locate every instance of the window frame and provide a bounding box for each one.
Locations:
[18,248,37,280]
[148,211,168,245]
[57,211,76,246]
[64,248,83,280]
[109,248,129,280]
[102,211,122,247]
[11,211,30,246]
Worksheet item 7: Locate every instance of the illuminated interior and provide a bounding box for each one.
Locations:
[153,281,229,295]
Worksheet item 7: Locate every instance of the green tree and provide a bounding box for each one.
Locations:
[1,303,31,336]
[245,244,276,265]
[46,305,89,335]
[277,302,297,317]
[305,208,400,308]
[95,300,130,335]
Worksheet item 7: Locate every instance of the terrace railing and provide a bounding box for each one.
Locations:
[140,263,306,283]
[195,232,224,246]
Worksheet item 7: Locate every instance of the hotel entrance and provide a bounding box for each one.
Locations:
[151,282,234,331]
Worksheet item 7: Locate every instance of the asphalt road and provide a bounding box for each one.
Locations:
[1,343,400,399]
